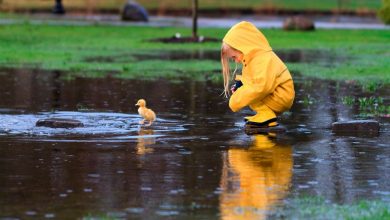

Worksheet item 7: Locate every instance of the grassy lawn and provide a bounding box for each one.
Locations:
[0,23,389,83]
[0,0,381,11]
[273,196,390,220]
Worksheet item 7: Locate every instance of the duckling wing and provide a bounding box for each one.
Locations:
[138,107,145,116]
[145,109,156,121]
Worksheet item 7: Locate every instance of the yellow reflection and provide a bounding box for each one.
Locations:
[136,128,155,155]
[220,134,293,220]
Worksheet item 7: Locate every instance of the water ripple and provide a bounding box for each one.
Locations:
[0,111,186,138]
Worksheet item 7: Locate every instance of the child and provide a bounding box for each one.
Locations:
[221,21,295,128]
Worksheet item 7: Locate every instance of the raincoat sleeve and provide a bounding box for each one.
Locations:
[228,56,277,112]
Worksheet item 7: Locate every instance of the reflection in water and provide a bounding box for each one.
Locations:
[136,128,155,155]
[220,134,292,220]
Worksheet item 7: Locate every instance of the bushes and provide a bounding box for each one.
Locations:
[378,0,390,24]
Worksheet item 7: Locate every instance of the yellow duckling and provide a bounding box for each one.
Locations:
[135,99,156,126]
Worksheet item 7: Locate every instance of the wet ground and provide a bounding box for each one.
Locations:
[0,68,389,219]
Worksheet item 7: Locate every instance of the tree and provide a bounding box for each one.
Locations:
[53,0,65,14]
[192,0,198,39]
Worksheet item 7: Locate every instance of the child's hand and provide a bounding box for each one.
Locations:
[231,80,243,93]
[230,85,236,93]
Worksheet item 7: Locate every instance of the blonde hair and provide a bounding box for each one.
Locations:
[221,42,239,98]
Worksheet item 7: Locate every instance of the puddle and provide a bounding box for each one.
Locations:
[0,69,389,219]
[83,49,346,65]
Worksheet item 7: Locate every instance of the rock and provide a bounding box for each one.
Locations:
[245,124,286,135]
[121,0,149,22]
[36,118,83,128]
[283,16,315,31]
[332,120,379,136]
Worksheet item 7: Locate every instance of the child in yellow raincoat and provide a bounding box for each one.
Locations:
[221,21,295,127]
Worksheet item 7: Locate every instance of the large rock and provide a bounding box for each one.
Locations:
[36,118,84,128]
[283,16,315,31]
[332,120,379,136]
[121,0,149,22]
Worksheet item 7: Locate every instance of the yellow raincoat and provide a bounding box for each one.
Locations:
[223,21,295,123]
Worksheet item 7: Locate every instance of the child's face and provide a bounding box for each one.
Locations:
[225,46,243,63]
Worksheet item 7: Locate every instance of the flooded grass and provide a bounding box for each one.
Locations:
[273,196,390,220]
[341,96,390,117]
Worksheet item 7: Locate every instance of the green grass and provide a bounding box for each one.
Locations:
[274,196,390,220]
[0,23,389,83]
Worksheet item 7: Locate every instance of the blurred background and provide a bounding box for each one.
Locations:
[0,0,385,20]
[0,0,381,14]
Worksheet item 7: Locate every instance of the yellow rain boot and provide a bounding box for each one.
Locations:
[246,102,278,127]
[244,115,254,122]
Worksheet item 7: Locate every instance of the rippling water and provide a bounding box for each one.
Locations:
[0,69,389,219]
[0,111,185,139]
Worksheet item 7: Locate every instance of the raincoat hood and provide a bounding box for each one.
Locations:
[223,21,272,55]
[223,21,294,114]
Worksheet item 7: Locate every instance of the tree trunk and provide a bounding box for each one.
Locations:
[53,0,65,14]
[192,0,198,39]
